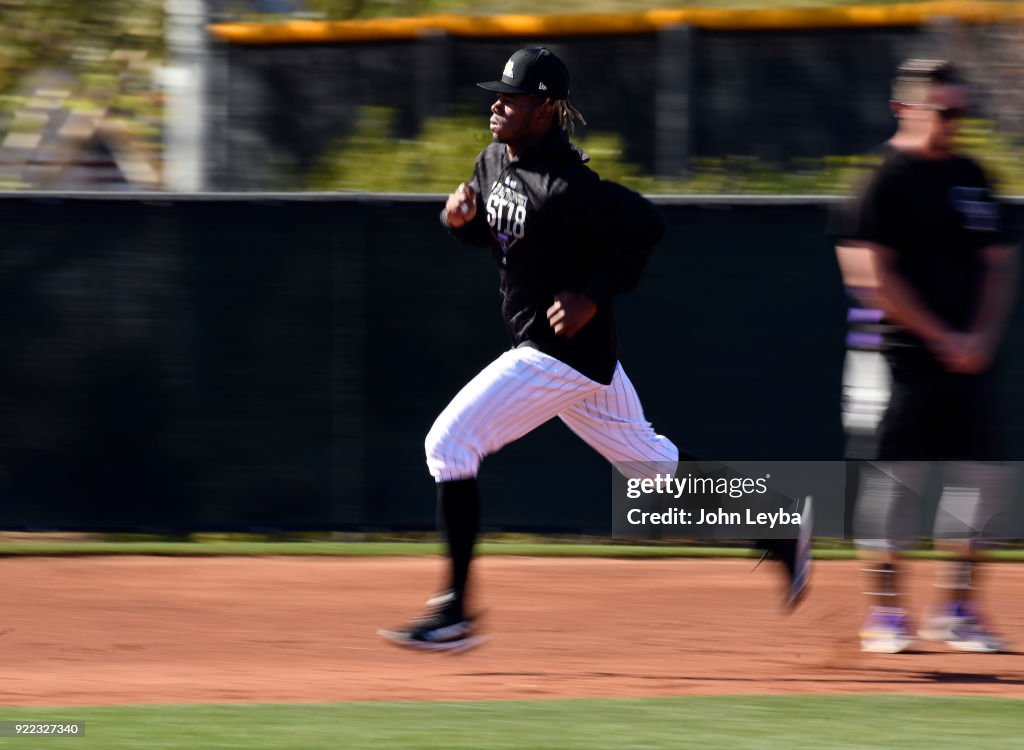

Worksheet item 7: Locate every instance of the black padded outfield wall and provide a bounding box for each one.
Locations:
[0,195,1022,532]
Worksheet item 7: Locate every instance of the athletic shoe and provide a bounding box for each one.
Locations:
[860,606,914,654]
[788,495,814,609]
[754,496,813,610]
[425,588,456,608]
[378,600,488,653]
[918,603,1006,653]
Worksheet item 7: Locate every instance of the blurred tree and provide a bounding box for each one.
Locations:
[0,0,164,96]
[0,0,165,188]
[307,0,430,17]
[308,106,1024,196]
[211,0,431,19]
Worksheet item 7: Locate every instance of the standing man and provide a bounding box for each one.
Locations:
[838,60,1019,653]
[380,48,810,653]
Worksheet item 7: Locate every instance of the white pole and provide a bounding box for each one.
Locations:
[163,0,208,192]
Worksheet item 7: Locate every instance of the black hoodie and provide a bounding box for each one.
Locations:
[442,126,666,384]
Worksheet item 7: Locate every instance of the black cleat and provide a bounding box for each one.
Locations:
[379,600,489,653]
[754,496,813,610]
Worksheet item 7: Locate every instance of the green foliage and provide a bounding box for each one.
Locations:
[306,0,430,18]
[308,107,491,191]
[0,0,164,187]
[0,0,163,95]
[957,118,1024,195]
[308,107,1024,195]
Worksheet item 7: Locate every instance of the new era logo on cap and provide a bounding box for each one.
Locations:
[478,47,570,100]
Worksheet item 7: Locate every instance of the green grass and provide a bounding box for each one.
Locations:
[0,696,1021,749]
[2,539,1024,560]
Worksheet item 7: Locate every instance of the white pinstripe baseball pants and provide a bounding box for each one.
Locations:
[425,347,679,482]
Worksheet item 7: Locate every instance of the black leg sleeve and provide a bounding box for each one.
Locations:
[438,478,481,619]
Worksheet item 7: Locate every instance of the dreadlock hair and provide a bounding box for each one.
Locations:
[552,99,587,135]
[891,59,967,105]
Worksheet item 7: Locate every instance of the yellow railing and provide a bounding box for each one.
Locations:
[210,2,1024,44]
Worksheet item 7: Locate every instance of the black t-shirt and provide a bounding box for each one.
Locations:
[829,149,891,353]
[443,128,665,384]
[845,147,1009,358]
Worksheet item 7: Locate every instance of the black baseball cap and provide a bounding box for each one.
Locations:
[477,47,570,100]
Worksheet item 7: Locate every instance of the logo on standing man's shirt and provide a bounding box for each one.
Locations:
[487,181,528,253]
[949,186,1000,232]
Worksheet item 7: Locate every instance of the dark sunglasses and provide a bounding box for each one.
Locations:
[928,105,970,121]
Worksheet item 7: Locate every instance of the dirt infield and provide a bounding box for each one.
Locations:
[1,556,1023,706]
